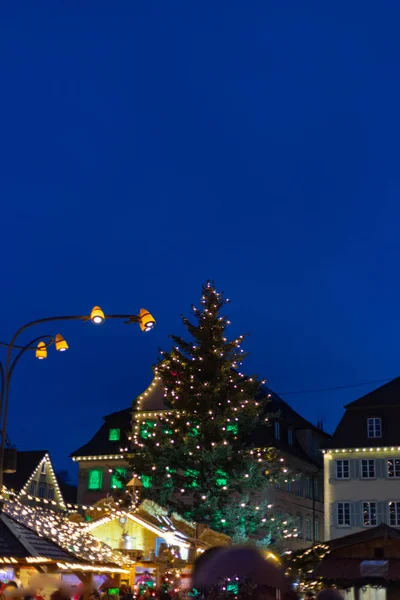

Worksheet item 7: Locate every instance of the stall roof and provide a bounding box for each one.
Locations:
[2,500,132,569]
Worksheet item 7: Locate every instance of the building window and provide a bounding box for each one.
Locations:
[41,462,46,474]
[29,482,35,495]
[88,469,103,490]
[389,502,400,526]
[305,518,311,541]
[38,485,45,498]
[296,478,303,496]
[362,459,376,479]
[337,502,351,527]
[296,514,303,538]
[111,468,127,490]
[315,519,320,541]
[48,487,54,499]
[363,502,377,527]
[287,480,293,493]
[274,422,280,440]
[368,418,382,439]
[336,459,350,479]
[314,479,320,501]
[387,458,400,478]
[109,428,121,441]
[305,477,312,498]
[288,429,293,446]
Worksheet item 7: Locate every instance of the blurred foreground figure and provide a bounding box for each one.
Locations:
[192,547,298,600]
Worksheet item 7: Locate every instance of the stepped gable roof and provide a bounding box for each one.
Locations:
[134,376,166,413]
[3,451,47,492]
[71,407,131,458]
[324,377,400,449]
[71,376,167,458]
[252,387,330,467]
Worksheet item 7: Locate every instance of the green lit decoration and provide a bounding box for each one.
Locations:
[141,475,152,488]
[111,468,127,489]
[185,469,200,487]
[188,422,200,437]
[226,423,238,434]
[88,469,103,490]
[215,469,228,487]
[109,428,121,441]
[140,420,156,440]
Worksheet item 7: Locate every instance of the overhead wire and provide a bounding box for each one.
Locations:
[277,377,393,395]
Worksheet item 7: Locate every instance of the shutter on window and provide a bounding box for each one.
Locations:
[350,459,359,479]
[375,459,384,478]
[330,460,336,480]
[331,503,337,527]
[351,501,362,526]
[377,502,386,524]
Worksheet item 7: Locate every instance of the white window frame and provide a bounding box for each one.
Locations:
[38,485,45,498]
[361,459,376,479]
[288,429,293,446]
[337,502,351,527]
[29,482,35,495]
[387,458,400,478]
[274,421,280,440]
[48,487,54,500]
[389,501,400,526]
[41,462,46,474]
[336,459,350,479]
[363,501,377,527]
[368,417,382,439]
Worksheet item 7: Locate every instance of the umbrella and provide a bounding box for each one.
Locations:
[192,547,288,590]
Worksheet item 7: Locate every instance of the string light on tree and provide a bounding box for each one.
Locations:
[129,281,296,544]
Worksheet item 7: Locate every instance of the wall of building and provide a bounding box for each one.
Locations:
[324,449,400,540]
[267,456,324,551]
[89,518,159,559]
[76,459,129,505]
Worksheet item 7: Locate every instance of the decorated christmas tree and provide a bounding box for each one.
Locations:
[130,281,294,545]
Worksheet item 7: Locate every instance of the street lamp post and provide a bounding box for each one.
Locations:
[0,305,156,490]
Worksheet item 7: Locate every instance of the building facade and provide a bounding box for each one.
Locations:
[71,376,165,505]
[72,378,328,549]
[258,389,329,550]
[323,377,400,541]
[4,450,66,508]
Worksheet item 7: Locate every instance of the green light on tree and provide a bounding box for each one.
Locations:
[215,469,228,487]
[141,475,152,488]
[140,421,156,440]
[111,468,126,489]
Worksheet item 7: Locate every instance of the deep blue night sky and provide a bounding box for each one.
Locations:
[1,2,400,477]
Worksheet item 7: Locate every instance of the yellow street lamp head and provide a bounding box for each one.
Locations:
[55,334,68,352]
[36,342,47,360]
[90,306,105,325]
[139,308,156,332]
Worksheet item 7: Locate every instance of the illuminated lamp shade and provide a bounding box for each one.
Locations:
[90,306,105,325]
[139,308,156,332]
[36,342,47,360]
[55,334,68,352]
